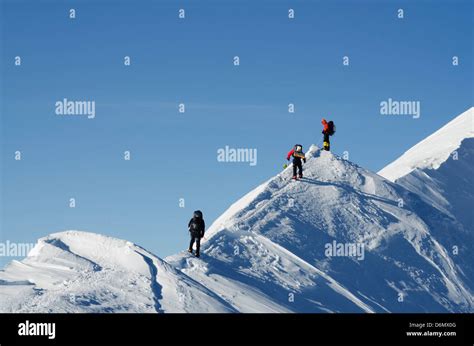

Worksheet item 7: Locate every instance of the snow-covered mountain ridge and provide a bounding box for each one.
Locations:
[379,107,473,181]
[1,108,472,313]
[0,231,234,312]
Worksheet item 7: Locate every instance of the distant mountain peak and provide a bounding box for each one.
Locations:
[379,107,473,182]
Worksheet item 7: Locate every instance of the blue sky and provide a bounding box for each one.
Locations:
[1,0,472,267]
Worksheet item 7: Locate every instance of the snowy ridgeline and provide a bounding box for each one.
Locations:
[1,108,473,313]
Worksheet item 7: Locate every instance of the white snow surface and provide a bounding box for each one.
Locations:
[379,108,474,236]
[1,108,473,313]
[379,107,473,182]
[166,143,473,313]
[0,231,234,312]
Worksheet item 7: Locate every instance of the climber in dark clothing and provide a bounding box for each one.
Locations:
[188,210,205,258]
[286,144,307,180]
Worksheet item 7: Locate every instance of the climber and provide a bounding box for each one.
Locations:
[321,118,336,151]
[188,210,205,258]
[286,144,306,180]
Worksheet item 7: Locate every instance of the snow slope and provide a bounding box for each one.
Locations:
[1,109,473,313]
[378,108,474,292]
[167,145,473,312]
[0,231,235,312]
[379,107,473,181]
[378,108,473,225]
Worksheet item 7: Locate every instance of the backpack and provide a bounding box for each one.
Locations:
[293,144,305,159]
[190,219,200,232]
[327,121,336,136]
[189,217,203,235]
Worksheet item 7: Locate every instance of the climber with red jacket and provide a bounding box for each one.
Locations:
[287,144,306,180]
[321,118,336,151]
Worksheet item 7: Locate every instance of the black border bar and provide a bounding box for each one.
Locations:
[1,313,472,345]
